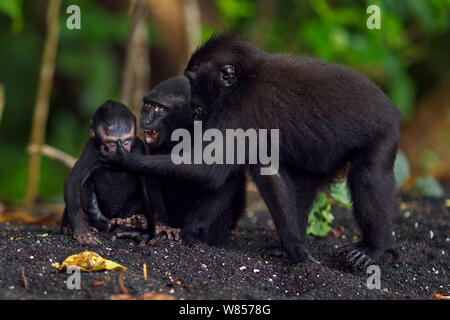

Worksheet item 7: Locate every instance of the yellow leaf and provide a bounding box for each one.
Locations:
[431,293,450,300]
[52,251,127,272]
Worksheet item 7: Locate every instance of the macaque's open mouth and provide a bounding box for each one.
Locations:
[144,129,159,144]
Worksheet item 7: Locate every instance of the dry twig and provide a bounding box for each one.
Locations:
[121,0,150,117]
[143,263,147,281]
[105,273,120,293]
[117,269,129,294]
[25,0,62,205]
[20,266,28,289]
[182,0,201,55]
[27,144,76,168]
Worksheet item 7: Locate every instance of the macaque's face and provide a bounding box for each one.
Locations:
[140,102,169,147]
[91,122,135,153]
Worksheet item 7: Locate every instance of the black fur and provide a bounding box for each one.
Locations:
[102,34,401,266]
[184,34,401,265]
[61,100,153,244]
[104,77,246,245]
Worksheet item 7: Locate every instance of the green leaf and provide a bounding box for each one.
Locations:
[414,175,444,198]
[307,194,334,236]
[307,220,331,237]
[321,205,334,224]
[393,150,410,188]
[315,192,327,208]
[0,0,24,33]
[330,181,352,208]
[217,0,255,27]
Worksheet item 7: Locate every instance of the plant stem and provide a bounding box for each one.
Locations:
[25,0,61,205]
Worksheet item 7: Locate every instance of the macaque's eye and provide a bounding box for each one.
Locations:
[122,139,132,146]
[144,104,152,111]
[219,65,236,87]
[105,141,116,148]
[154,105,167,114]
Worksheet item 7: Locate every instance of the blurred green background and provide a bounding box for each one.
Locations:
[0,0,449,206]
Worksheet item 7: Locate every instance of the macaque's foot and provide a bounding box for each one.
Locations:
[61,225,71,235]
[73,231,101,244]
[261,245,289,259]
[107,214,147,231]
[112,229,151,245]
[335,243,380,270]
[262,245,320,264]
[154,223,181,242]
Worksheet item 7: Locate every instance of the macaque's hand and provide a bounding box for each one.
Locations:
[73,228,101,245]
[154,222,181,242]
[107,214,148,231]
[99,140,127,168]
[111,229,151,246]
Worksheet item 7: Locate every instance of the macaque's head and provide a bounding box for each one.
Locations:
[184,34,261,119]
[140,77,192,152]
[90,100,136,153]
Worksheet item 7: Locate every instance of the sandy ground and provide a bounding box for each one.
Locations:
[0,193,448,300]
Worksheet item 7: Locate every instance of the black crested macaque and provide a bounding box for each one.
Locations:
[61,100,153,244]
[104,77,246,245]
[102,34,401,268]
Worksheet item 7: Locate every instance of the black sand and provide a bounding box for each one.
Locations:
[0,193,448,300]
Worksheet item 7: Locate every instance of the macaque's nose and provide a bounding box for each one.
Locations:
[106,145,117,153]
[117,139,132,153]
[123,145,132,152]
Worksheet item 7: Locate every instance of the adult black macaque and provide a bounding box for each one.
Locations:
[61,100,153,244]
[125,77,246,245]
[102,34,401,268]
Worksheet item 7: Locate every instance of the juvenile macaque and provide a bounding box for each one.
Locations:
[61,100,153,244]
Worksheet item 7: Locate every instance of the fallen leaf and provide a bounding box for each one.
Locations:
[430,293,450,300]
[0,211,61,226]
[0,211,36,224]
[138,292,176,300]
[52,251,127,272]
[110,293,135,300]
[91,281,105,287]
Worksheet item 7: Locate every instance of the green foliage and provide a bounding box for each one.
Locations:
[0,0,130,204]
[330,181,352,208]
[307,192,334,237]
[415,175,445,198]
[0,0,23,33]
[307,182,352,237]
[394,150,410,188]
[393,151,445,196]
[214,0,450,121]
[217,0,255,28]
[0,1,449,204]
[307,151,443,236]
[419,149,440,172]
[201,26,216,43]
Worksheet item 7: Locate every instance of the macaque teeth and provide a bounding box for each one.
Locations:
[144,129,158,136]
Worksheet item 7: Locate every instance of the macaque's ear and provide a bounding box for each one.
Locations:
[89,120,95,137]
